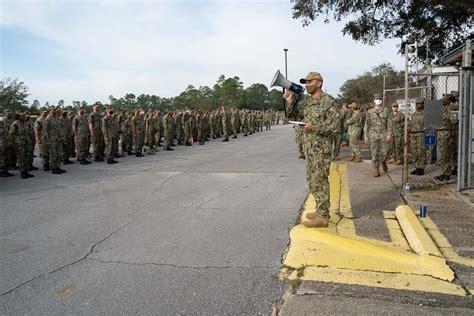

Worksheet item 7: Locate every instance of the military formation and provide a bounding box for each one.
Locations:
[0,107,278,179]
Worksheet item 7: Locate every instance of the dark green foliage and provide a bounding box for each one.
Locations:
[291,0,473,62]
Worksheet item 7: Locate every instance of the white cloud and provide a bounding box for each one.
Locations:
[1,0,404,104]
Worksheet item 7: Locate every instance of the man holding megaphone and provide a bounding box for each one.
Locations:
[272,71,339,227]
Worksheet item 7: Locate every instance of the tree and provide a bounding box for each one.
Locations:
[0,78,30,113]
[243,84,270,109]
[213,75,244,108]
[291,1,474,62]
[338,63,407,105]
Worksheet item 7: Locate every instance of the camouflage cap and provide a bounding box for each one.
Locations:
[442,93,450,100]
[300,71,323,84]
[391,102,399,107]
[373,93,382,99]
[450,90,459,97]
[415,98,424,104]
[3,109,11,114]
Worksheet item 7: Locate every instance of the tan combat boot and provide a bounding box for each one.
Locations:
[353,157,362,163]
[298,153,305,159]
[305,212,317,219]
[373,167,380,177]
[382,161,388,173]
[395,160,402,165]
[387,158,396,164]
[349,156,355,161]
[303,214,330,228]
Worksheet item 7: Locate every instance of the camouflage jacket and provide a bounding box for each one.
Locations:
[286,92,339,154]
[43,116,64,143]
[390,111,405,137]
[10,120,31,146]
[346,111,363,136]
[363,107,392,139]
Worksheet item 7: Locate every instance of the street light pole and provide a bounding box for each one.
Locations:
[283,48,289,118]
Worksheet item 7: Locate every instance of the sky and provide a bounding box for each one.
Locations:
[0,0,405,105]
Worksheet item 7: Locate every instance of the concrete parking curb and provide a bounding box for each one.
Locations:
[395,205,443,257]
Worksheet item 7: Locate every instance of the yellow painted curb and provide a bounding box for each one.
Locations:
[300,266,466,296]
[283,225,455,281]
[395,205,442,257]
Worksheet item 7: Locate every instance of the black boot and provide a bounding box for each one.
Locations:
[222,138,229,142]
[21,172,32,179]
[43,165,51,172]
[64,159,74,165]
[165,146,174,151]
[107,159,115,164]
[243,133,248,136]
[94,157,103,162]
[417,169,425,175]
[136,152,144,157]
[59,168,67,173]
[52,168,62,174]
[410,168,420,175]
[451,168,457,176]
[185,142,192,146]
[199,141,204,145]
[29,165,39,171]
[80,159,89,165]
[127,151,134,156]
[0,170,14,177]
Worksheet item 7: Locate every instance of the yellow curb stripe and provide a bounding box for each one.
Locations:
[283,226,454,281]
[395,205,442,257]
[301,266,466,296]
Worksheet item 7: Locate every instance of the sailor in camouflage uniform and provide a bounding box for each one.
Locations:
[285,71,339,228]
[346,102,363,162]
[409,98,427,176]
[10,112,34,179]
[434,94,456,181]
[363,93,393,177]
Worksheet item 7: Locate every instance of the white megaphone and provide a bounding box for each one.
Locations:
[270,70,304,95]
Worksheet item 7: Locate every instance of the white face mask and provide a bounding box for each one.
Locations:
[374,99,382,106]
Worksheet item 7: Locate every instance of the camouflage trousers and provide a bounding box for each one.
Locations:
[75,137,89,160]
[0,147,7,171]
[410,134,427,169]
[331,133,341,158]
[392,135,404,161]
[438,131,453,176]
[368,135,389,168]
[163,131,172,147]
[305,149,331,217]
[63,138,73,161]
[231,123,238,137]
[146,132,156,148]
[349,134,361,159]
[295,126,304,156]
[104,137,117,160]
[91,133,104,159]
[15,143,30,172]
[45,141,63,169]
[222,126,229,139]
[133,134,144,153]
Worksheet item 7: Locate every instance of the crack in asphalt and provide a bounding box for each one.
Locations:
[85,258,278,270]
[1,220,134,296]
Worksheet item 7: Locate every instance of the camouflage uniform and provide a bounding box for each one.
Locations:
[132,114,144,155]
[3,113,16,169]
[0,120,12,176]
[221,109,229,141]
[287,92,339,217]
[73,114,89,162]
[121,116,133,154]
[230,110,239,138]
[295,126,304,158]
[162,113,174,150]
[331,108,343,159]
[145,114,156,152]
[61,114,73,163]
[10,117,33,177]
[410,109,426,171]
[24,116,35,168]
[43,114,64,171]
[388,110,405,163]
[363,107,392,168]
[346,110,363,160]
[437,103,454,177]
[89,111,104,161]
[102,114,117,162]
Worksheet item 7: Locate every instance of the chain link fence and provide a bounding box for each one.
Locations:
[385,73,459,190]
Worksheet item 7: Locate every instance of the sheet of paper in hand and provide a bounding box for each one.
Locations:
[289,121,306,126]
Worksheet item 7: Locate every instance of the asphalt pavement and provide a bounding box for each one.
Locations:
[1,125,307,315]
